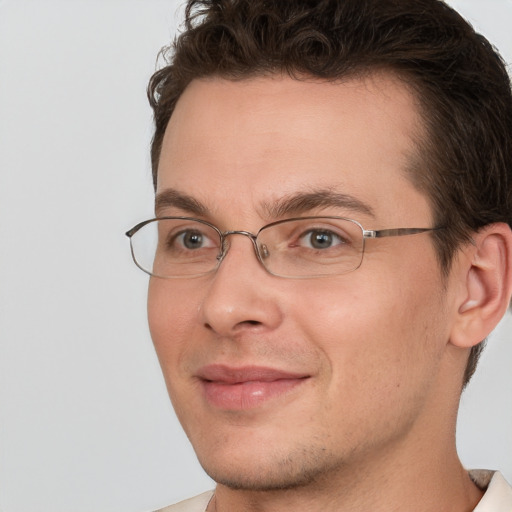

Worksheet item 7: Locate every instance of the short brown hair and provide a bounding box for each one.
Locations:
[147,0,512,386]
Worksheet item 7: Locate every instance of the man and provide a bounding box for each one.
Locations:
[126,0,512,510]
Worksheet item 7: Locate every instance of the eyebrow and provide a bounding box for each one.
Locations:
[155,188,375,220]
[262,190,375,219]
[155,189,209,216]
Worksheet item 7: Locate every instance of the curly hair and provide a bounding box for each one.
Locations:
[147,0,512,386]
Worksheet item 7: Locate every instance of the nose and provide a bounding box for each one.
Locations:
[200,233,283,337]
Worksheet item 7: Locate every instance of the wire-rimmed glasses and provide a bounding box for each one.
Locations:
[125,216,441,279]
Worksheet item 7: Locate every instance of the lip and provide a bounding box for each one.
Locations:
[196,364,310,410]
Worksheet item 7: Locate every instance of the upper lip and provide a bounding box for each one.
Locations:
[196,364,309,384]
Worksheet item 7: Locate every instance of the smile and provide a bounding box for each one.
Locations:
[196,365,310,410]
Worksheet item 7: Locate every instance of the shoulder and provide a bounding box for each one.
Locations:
[153,491,215,512]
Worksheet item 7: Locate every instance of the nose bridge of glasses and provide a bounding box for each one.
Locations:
[219,230,262,261]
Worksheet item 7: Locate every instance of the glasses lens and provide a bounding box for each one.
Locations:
[130,219,222,277]
[257,217,364,277]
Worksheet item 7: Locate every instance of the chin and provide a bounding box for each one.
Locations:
[197,445,347,492]
[204,466,323,492]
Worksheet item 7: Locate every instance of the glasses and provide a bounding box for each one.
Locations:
[126,216,440,279]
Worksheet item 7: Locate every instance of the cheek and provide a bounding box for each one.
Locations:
[147,279,200,367]
[296,271,447,400]
[147,279,208,428]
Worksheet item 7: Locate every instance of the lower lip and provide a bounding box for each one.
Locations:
[201,378,306,410]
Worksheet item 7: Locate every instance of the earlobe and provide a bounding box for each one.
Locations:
[450,223,512,349]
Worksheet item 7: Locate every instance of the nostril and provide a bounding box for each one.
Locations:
[203,319,262,332]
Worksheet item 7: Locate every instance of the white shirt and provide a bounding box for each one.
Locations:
[155,471,512,512]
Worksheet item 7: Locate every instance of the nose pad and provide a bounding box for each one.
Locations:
[260,243,270,259]
[216,238,231,262]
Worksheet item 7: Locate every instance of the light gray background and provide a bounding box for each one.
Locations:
[0,1,511,511]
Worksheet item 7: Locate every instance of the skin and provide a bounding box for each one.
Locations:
[148,74,488,511]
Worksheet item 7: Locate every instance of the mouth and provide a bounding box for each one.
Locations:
[196,365,310,410]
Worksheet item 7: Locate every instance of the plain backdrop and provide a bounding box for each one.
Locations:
[0,1,511,511]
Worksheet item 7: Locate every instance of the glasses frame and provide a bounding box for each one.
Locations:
[126,216,443,279]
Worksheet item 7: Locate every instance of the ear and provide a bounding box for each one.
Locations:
[450,223,512,349]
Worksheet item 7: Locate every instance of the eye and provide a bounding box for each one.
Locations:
[172,229,217,250]
[298,229,346,250]
[181,230,205,249]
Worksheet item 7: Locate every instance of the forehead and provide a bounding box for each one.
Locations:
[157,74,431,226]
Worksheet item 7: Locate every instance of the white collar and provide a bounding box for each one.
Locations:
[470,470,512,511]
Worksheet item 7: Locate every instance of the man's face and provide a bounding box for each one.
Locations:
[148,75,458,490]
